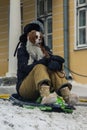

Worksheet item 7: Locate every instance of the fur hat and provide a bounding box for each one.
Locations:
[14,19,44,56]
[24,23,41,34]
[24,19,44,34]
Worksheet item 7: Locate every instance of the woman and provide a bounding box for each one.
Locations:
[15,20,78,105]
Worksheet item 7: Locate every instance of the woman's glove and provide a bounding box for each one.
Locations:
[47,55,65,71]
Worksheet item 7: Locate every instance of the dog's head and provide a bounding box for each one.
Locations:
[27,30,43,45]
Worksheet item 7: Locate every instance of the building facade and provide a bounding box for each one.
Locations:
[0,0,87,84]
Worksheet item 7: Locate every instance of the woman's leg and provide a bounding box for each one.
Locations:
[19,64,51,101]
[49,70,78,105]
[48,70,68,91]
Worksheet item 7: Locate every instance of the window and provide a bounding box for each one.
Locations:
[37,0,52,49]
[78,0,86,5]
[76,0,87,48]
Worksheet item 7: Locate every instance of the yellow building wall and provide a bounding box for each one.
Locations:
[0,0,9,76]
[1,0,87,84]
[0,0,36,76]
[53,0,64,57]
[69,1,87,84]
[22,0,36,27]
[53,0,87,84]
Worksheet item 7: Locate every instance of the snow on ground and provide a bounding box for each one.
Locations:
[0,99,87,130]
[0,80,87,130]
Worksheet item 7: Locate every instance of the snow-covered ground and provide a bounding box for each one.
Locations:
[0,80,87,130]
[0,99,87,130]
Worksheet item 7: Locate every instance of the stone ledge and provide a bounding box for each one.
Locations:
[0,77,17,86]
[0,77,17,94]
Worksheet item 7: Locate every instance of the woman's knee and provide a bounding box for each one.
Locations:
[34,64,47,70]
[33,64,48,75]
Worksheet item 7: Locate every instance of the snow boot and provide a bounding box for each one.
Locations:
[57,83,78,105]
[39,84,57,104]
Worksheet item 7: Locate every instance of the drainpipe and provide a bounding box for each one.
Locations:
[63,0,69,79]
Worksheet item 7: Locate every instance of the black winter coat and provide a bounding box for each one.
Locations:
[16,42,65,95]
[16,42,51,94]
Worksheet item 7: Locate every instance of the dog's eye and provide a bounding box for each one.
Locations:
[36,35,38,39]
[40,36,42,39]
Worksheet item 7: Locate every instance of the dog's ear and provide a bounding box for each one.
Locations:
[28,30,36,44]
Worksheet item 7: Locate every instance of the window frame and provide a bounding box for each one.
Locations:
[36,0,52,50]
